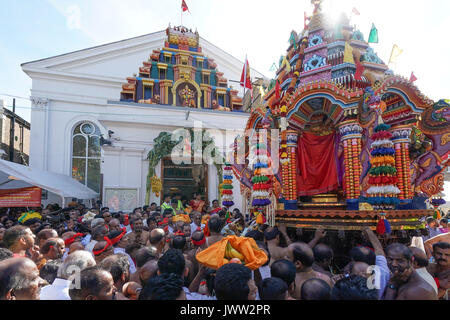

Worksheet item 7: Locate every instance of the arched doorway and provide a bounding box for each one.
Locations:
[287,97,346,208]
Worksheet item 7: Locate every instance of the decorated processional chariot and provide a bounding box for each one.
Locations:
[229,0,449,237]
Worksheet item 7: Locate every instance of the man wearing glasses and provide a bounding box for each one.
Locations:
[102,211,113,224]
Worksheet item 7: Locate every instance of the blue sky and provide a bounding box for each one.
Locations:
[0,0,449,197]
[0,0,93,120]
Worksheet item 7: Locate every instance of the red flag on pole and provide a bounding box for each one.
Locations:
[352,8,360,15]
[240,57,252,91]
[410,72,417,82]
[354,57,365,81]
[181,0,190,13]
[275,80,281,101]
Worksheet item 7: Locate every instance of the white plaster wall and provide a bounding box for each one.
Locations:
[24,31,256,208]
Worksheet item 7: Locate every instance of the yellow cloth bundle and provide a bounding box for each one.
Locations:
[173,214,191,224]
[196,235,268,271]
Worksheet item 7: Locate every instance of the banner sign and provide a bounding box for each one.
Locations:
[0,187,42,207]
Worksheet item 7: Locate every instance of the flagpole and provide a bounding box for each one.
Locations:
[243,55,247,109]
[388,45,395,69]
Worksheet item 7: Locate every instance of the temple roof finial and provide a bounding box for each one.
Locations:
[311,0,324,15]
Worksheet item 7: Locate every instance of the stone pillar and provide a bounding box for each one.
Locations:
[159,80,172,105]
[338,121,363,200]
[201,84,212,109]
[282,130,298,210]
[392,126,413,201]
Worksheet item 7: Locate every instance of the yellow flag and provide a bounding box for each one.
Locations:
[343,42,355,64]
[259,86,265,97]
[389,44,403,67]
[282,56,291,73]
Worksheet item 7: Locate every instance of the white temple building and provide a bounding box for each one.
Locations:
[22,26,265,211]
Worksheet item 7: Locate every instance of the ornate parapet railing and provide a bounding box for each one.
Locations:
[275,209,431,231]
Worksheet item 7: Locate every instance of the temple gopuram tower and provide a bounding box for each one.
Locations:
[121,25,244,112]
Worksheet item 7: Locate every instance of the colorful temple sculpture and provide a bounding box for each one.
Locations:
[232,0,449,232]
[120,25,243,112]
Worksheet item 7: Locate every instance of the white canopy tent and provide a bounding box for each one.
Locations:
[0,159,98,206]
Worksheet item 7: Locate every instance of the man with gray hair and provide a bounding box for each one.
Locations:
[85,224,108,254]
[99,254,130,295]
[81,218,105,248]
[40,250,96,300]
[0,257,46,300]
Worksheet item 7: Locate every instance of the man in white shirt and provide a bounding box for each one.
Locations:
[40,251,96,300]
[410,246,439,294]
[190,212,205,235]
[108,228,136,274]
[85,225,109,254]
[362,227,391,299]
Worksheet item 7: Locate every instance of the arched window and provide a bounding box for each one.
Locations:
[72,122,101,193]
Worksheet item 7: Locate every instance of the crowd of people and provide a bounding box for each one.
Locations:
[0,192,449,301]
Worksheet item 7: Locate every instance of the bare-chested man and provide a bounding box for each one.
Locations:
[312,243,334,278]
[426,242,450,300]
[186,230,207,274]
[149,228,166,257]
[129,247,157,285]
[409,246,438,295]
[125,218,149,247]
[139,259,159,285]
[171,235,196,284]
[206,214,223,247]
[384,243,437,300]
[264,225,292,266]
[285,242,333,300]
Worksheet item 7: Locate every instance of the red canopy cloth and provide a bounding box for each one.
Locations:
[296,132,338,196]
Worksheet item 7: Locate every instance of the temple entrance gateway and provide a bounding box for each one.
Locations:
[161,157,208,203]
